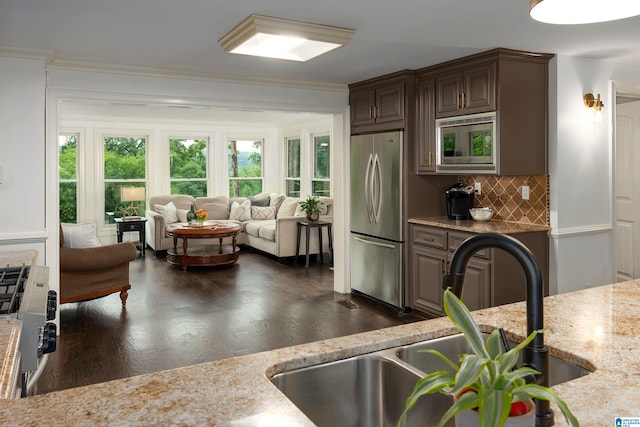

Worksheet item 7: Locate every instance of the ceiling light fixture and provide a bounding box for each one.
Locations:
[218,15,354,62]
[584,93,604,122]
[530,0,640,24]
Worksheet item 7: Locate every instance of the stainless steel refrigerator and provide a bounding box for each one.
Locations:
[350,131,404,308]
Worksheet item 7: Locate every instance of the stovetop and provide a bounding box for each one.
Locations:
[0,265,29,315]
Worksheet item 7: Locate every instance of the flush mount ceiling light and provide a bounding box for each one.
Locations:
[530,0,640,24]
[218,15,354,62]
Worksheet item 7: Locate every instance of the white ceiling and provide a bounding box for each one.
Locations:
[2,0,640,86]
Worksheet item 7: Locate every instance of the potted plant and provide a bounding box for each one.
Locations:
[195,208,208,225]
[398,289,579,427]
[299,195,324,221]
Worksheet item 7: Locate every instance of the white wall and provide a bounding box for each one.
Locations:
[549,55,640,294]
[0,56,47,264]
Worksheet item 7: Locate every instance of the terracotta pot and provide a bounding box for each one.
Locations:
[454,399,535,427]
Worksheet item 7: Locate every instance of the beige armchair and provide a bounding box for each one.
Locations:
[59,225,137,306]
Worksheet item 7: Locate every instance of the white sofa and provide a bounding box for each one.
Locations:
[145,193,333,260]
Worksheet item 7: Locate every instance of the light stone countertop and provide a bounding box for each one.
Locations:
[0,250,38,269]
[0,281,638,426]
[0,318,21,400]
[409,217,551,234]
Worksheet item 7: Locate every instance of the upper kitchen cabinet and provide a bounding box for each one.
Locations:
[415,76,436,173]
[419,48,554,176]
[435,63,495,118]
[349,71,415,134]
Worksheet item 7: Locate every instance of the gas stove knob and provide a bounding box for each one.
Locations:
[40,323,57,354]
[47,290,58,320]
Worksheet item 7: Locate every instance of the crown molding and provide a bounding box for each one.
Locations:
[0,47,55,63]
[46,58,347,92]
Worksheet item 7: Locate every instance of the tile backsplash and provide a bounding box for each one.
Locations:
[459,175,549,225]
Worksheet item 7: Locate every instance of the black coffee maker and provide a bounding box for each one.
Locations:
[445,183,474,220]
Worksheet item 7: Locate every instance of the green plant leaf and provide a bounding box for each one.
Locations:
[486,329,503,360]
[449,354,485,395]
[512,384,580,427]
[418,348,460,372]
[443,289,489,358]
[478,388,511,427]
[436,389,478,427]
[397,371,455,427]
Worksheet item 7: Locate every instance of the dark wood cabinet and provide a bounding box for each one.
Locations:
[349,71,414,134]
[416,49,553,175]
[408,224,548,317]
[415,77,436,173]
[435,63,495,118]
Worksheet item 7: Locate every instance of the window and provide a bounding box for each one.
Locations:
[103,136,146,223]
[228,139,263,197]
[285,137,301,197]
[170,138,208,197]
[311,134,330,197]
[59,134,78,223]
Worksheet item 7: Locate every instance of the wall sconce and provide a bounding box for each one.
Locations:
[584,93,604,123]
[120,186,145,219]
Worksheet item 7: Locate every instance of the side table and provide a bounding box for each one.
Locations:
[296,221,333,268]
[115,218,148,257]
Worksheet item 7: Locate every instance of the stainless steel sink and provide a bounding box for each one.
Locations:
[271,355,453,427]
[397,333,590,386]
[270,333,590,427]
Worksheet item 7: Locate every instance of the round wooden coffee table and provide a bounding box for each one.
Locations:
[166,222,242,271]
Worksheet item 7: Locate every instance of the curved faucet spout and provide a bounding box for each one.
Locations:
[443,232,554,427]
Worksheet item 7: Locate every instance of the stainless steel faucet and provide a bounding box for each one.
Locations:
[443,232,554,427]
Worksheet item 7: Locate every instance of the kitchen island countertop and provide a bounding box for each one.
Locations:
[409,217,551,234]
[0,281,638,425]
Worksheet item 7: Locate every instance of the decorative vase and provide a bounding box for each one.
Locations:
[196,217,205,226]
[186,203,197,224]
[454,399,535,427]
[307,212,319,222]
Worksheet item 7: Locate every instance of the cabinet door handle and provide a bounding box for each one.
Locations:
[372,105,378,119]
[428,151,433,166]
[461,92,466,108]
[369,105,374,119]
[457,93,461,109]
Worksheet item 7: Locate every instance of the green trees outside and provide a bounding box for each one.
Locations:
[228,140,263,197]
[104,137,146,222]
[170,138,207,197]
[312,135,330,197]
[59,135,78,223]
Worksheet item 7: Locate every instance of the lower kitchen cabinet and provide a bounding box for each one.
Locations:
[408,224,548,317]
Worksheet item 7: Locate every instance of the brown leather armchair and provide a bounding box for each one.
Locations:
[59,225,138,306]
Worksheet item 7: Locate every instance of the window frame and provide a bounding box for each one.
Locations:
[284,136,301,197]
[58,132,80,223]
[311,132,331,197]
[227,138,265,197]
[169,136,209,197]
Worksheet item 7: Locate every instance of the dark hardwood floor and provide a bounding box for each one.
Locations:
[36,248,424,395]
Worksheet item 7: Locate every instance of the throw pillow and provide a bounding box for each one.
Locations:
[61,222,101,248]
[200,202,230,220]
[249,195,270,207]
[229,199,251,221]
[176,209,188,223]
[277,197,300,218]
[251,206,276,220]
[155,201,179,224]
[269,193,285,213]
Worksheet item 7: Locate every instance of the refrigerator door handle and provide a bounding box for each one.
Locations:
[353,236,396,250]
[364,153,374,224]
[372,153,382,224]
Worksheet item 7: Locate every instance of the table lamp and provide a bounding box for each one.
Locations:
[120,187,145,220]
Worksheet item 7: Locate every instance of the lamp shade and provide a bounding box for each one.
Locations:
[530,0,640,24]
[121,187,145,202]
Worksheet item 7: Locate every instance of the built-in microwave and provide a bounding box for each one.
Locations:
[435,112,496,174]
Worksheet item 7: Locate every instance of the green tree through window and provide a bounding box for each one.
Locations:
[170,138,207,197]
[59,134,78,222]
[104,136,146,223]
[228,139,263,197]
